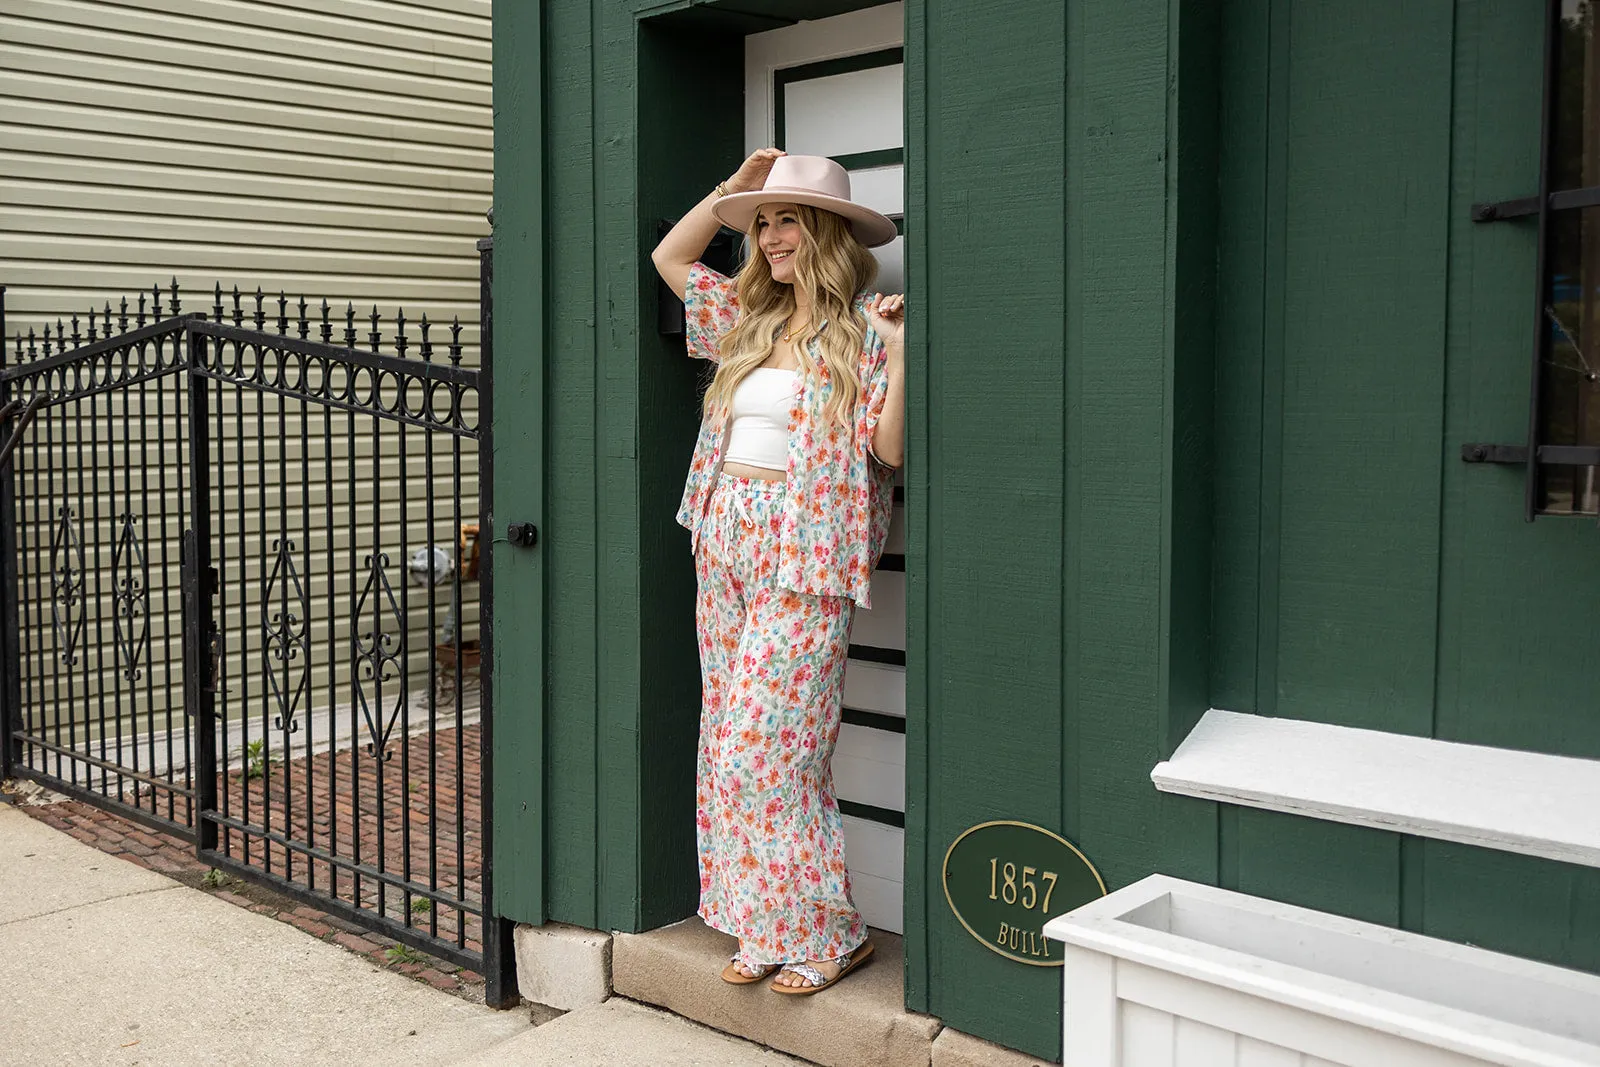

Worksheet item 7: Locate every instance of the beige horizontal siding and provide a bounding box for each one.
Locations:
[2,0,491,762]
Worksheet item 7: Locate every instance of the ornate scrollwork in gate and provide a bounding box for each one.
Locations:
[353,551,406,759]
[49,506,87,666]
[110,513,149,682]
[263,538,310,735]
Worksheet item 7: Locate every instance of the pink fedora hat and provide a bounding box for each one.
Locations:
[711,155,899,249]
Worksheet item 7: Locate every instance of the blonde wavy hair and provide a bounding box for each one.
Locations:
[703,204,878,428]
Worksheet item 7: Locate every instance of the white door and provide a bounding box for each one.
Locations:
[746,3,907,934]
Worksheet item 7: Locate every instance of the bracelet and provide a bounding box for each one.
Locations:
[714,180,731,198]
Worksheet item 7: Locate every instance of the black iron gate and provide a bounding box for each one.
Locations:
[0,264,512,1001]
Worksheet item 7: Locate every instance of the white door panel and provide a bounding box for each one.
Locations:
[783,65,904,157]
[847,868,904,934]
[843,660,906,717]
[849,165,905,215]
[834,723,906,811]
[871,236,906,294]
[852,570,906,649]
[842,816,904,880]
[884,505,906,553]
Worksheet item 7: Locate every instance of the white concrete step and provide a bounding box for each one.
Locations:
[613,917,940,1067]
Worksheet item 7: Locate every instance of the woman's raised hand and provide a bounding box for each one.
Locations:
[865,293,906,348]
[726,148,786,195]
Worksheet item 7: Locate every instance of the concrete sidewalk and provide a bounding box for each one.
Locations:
[0,798,811,1066]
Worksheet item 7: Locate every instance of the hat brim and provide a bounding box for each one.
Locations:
[710,188,899,249]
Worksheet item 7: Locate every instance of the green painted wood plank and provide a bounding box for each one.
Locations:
[489,0,547,926]
[902,0,931,1014]
[1155,0,1223,888]
[1422,841,1600,976]
[1210,0,1269,713]
[593,0,644,933]
[541,0,602,929]
[1251,0,1288,720]
[1064,0,1173,905]
[1268,0,1452,731]
[1161,0,1219,761]
[1233,808,1401,927]
[920,0,1067,1056]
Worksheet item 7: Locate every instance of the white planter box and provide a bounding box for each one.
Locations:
[1042,875,1600,1067]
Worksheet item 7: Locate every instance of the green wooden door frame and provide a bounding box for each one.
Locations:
[490,0,547,927]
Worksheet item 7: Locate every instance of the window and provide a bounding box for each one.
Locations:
[1544,2,1600,514]
[1471,0,1600,517]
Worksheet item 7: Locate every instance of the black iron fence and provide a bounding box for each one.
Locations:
[0,246,511,999]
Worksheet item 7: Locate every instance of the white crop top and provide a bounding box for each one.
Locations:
[723,368,796,472]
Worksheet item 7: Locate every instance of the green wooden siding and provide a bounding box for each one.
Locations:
[491,0,1600,1061]
[1205,0,1600,1010]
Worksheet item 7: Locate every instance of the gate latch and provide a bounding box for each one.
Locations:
[204,566,222,693]
[205,630,222,694]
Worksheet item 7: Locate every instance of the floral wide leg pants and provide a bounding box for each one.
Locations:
[693,475,867,965]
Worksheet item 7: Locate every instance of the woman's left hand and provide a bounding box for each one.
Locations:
[865,293,906,349]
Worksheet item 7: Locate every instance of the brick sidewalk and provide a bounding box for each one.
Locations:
[5,723,490,1002]
[216,721,484,957]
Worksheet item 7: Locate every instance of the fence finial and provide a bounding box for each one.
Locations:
[169,276,181,316]
[137,290,148,329]
[369,305,381,354]
[449,317,462,366]
[87,307,98,344]
[71,312,81,348]
[231,286,242,328]
[276,291,288,336]
[344,302,356,349]
[420,314,433,362]
[118,295,129,333]
[213,284,223,325]
[320,299,332,345]
[297,295,309,340]
[394,308,408,359]
[42,323,53,358]
[253,287,265,331]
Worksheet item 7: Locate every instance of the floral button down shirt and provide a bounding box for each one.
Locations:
[677,261,897,610]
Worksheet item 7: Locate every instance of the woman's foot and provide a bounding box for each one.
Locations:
[720,945,777,984]
[771,958,842,989]
[770,941,874,995]
[730,957,770,980]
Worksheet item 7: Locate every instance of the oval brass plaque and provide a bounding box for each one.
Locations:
[942,821,1106,967]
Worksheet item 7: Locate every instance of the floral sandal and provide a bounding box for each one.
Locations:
[770,941,875,996]
[720,949,778,985]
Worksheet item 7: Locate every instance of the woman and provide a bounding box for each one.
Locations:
[651,149,906,994]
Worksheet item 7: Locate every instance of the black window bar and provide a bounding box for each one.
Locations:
[1466,0,1600,519]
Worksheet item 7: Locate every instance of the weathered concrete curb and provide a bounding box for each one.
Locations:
[448,997,813,1065]
[513,921,613,1009]
[613,916,941,1067]
[933,1026,1055,1067]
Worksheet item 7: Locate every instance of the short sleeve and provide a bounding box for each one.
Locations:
[683,262,739,363]
[860,322,898,468]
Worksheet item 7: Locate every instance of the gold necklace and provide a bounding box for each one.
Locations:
[781,313,807,344]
